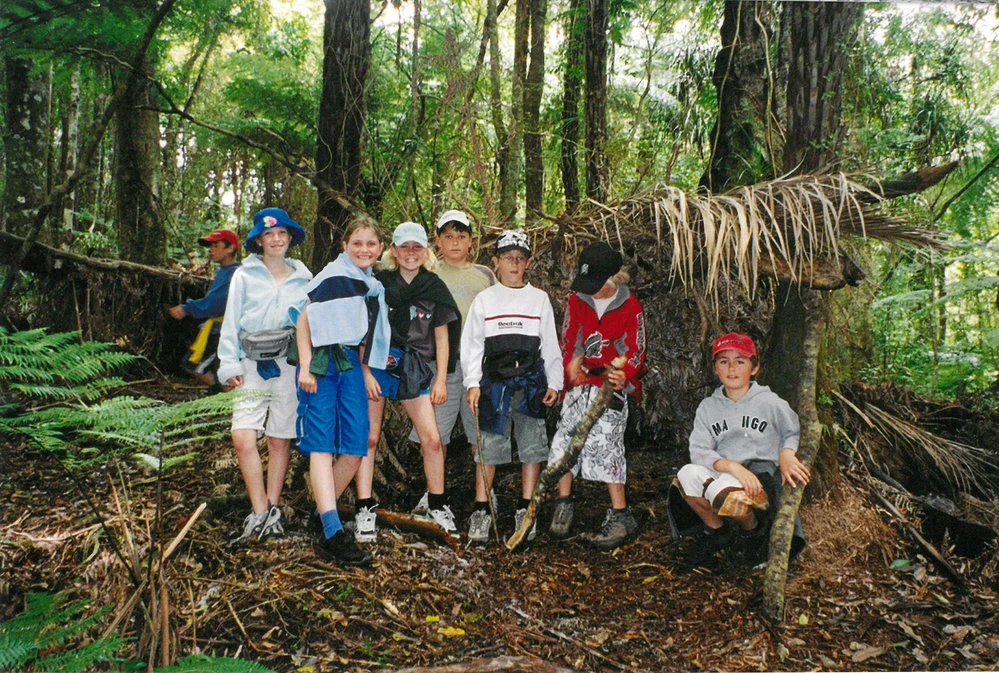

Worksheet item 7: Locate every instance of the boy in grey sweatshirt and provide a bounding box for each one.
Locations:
[675,332,809,561]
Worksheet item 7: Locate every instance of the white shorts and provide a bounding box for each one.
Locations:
[548,385,628,484]
[675,464,770,517]
[408,366,478,446]
[231,358,298,439]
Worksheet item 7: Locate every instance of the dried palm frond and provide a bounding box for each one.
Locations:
[836,389,999,499]
[489,172,945,303]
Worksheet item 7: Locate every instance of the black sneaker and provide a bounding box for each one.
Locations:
[315,528,373,567]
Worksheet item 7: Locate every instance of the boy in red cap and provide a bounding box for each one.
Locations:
[672,332,809,565]
[168,229,240,386]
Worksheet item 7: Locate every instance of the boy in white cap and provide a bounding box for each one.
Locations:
[409,210,496,517]
[461,230,563,543]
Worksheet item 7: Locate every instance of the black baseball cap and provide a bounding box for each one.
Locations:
[570,241,622,295]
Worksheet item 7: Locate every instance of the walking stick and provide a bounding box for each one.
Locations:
[472,405,502,544]
[506,356,626,551]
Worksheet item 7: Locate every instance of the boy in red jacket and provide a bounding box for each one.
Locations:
[547,241,646,549]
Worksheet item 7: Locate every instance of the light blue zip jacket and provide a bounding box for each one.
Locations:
[217,254,313,382]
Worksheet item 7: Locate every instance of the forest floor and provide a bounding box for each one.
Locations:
[1,378,998,673]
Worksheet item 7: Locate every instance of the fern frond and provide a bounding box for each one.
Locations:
[155,654,278,673]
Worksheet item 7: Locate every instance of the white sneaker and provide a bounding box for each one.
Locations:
[236,509,266,541]
[429,505,459,537]
[258,504,285,540]
[514,507,537,541]
[467,509,492,543]
[354,505,378,543]
[411,491,430,518]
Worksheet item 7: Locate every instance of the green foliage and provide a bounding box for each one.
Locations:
[0,592,124,672]
[0,328,231,467]
[0,592,277,673]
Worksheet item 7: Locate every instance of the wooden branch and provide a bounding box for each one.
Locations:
[864,482,967,593]
[506,356,626,551]
[863,160,959,201]
[757,252,864,290]
[0,230,210,289]
[385,655,579,673]
[374,509,462,552]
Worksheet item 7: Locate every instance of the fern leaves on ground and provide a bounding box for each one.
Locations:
[0,327,232,468]
[0,593,276,673]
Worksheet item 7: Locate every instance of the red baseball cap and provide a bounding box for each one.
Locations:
[712,332,757,359]
[198,229,240,248]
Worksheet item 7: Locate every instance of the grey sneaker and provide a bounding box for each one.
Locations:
[411,491,430,518]
[429,505,459,537]
[237,509,267,541]
[467,509,492,543]
[354,505,378,543]
[258,504,285,540]
[591,508,638,550]
[513,507,537,541]
[549,498,575,539]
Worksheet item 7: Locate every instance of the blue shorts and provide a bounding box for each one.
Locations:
[296,348,369,456]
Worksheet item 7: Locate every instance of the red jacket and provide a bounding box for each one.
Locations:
[560,287,646,398]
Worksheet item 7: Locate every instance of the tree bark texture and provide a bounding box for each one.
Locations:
[780,2,863,173]
[315,0,370,268]
[3,56,51,237]
[762,290,823,621]
[559,0,584,213]
[507,357,625,551]
[583,0,609,202]
[700,1,779,193]
[114,55,164,266]
[523,0,546,225]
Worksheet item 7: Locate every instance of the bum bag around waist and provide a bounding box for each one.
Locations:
[238,327,296,361]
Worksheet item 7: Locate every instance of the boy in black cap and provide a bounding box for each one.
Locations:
[547,241,647,549]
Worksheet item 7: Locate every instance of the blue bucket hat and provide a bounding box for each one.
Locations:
[245,208,307,252]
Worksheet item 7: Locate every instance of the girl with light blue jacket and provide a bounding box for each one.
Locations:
[217,208,313,542]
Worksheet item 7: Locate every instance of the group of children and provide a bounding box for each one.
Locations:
[175,205,810,569]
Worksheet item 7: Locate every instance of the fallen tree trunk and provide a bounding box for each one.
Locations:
[506,356,626,551]
[385,655,578,673]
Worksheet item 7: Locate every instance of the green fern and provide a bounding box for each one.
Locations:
[0,592,124,672]
[0,593,277,673]
[154,654,277,673]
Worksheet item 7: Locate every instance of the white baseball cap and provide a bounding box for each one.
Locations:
[392,221,428,247]
[435,209,472,233]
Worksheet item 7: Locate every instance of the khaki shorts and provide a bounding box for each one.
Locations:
[231,358,298,439]
[478,390,548,465]
[408,365,478,446]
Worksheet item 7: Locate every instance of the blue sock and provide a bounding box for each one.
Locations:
[320,509,342,539]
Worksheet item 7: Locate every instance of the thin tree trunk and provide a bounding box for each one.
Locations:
[56,64,81,240]
[583,0,609,202]
[762,291,823,621]
[114,51,164,265]
[560,0,584,212]
[523,0,546,225]
[314,0,370,268]
[3,56,51,236]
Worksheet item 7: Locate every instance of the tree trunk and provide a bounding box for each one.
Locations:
[762,290,823,621]
[559,0,584,213]
[315,0,370,268]
[54,64,81,240]
[523,0,546,226]
[114,53,164,265]
[700,1,779,193]
[583,0,609,202]
[3,56,51,236]
[760,1,863,621]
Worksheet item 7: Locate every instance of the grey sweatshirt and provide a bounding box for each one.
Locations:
[688,381,800,471]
